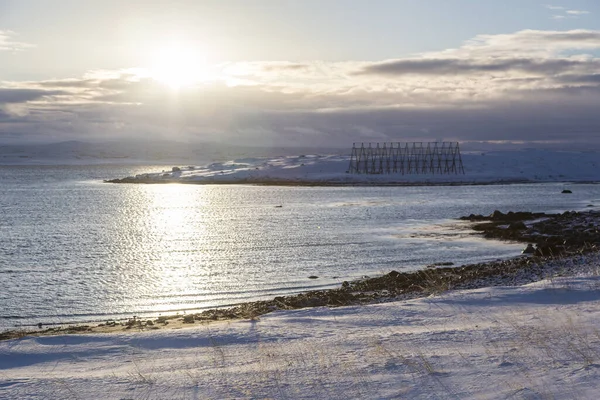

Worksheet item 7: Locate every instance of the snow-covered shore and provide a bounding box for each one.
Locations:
[2,253,600,399]
[108,149,600,185]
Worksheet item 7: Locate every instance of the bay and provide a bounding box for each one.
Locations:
[1,165,599,329]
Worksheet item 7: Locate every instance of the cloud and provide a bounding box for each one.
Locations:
[353,58,598,76]
[547,5,591,20]
[0,30,33,51]
[36,79,97,89]
[1,29,600,148]
[566,10,590,15]
[259,62,311,72]
[450,30,600,57]
[557,73,600,84]
[0,88,64,103]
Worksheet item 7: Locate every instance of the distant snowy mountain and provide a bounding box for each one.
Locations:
[0,141,343,166]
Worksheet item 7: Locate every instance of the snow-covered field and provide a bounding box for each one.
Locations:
[3,255,600,399]
[120,149,600,184]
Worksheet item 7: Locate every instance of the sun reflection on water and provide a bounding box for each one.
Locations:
[122,183,213,312]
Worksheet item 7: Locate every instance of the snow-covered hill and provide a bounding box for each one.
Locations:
[2,141,599,184]
[114,149,600,184]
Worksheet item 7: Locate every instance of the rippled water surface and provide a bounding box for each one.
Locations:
[2,165,600,329]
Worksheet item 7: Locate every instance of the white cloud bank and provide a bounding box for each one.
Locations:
[1,29,600,148]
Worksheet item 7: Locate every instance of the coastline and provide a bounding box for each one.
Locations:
[3,209,599,341]
[104,176,600,186]
[104,176,529,186]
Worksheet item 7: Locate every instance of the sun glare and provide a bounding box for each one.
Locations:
[150,43,209,89]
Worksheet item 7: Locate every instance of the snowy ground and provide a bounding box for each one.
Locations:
[3,255,600,399]
[118,149,600,184]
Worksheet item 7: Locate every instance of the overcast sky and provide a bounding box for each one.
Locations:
[1,0,600,148]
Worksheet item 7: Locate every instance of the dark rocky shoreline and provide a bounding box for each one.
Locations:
[3,209,600,340]
[187,210,600,319]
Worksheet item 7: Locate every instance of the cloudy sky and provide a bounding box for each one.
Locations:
[1,0,600,148]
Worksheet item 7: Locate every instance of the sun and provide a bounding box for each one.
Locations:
[150,42,208,89]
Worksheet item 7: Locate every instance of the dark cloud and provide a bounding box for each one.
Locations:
[557,74,600,84]
[37,79,96,88]
[261,63,310,72]
[3,75,600,147]
[535,30,599,42]
[354,58,598,76]
[258,100,600,146]
[0,88,64,104]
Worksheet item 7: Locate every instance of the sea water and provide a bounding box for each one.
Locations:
[1,165,599,329]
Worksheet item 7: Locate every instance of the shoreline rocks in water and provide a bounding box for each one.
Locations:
[461,209,600,256]
[2,209,600,341]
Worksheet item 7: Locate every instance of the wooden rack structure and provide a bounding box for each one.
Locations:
[348,142,465,175]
